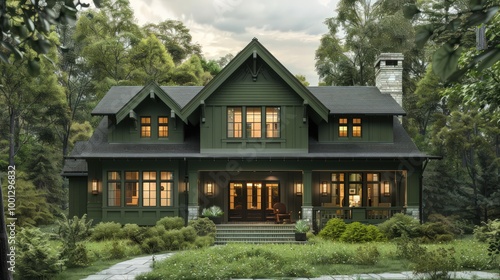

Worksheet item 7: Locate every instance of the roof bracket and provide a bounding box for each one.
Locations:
[250,50,261,82]
[149,90,155,99]
[200,100,206,123]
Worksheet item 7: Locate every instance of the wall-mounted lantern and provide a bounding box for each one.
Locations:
[383,181,390,196]
[321,181,329,196]
[91,179,99,195]
[294,183,303,196]
[205,182,214,196]
[183,176,189,192]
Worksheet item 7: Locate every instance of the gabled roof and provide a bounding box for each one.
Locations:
[180,38,330,121]
[92,82,203,123]
[309,86,406,115]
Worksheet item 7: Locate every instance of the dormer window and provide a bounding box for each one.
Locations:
[339,118,348,137]
[158,117,169,138]
[228,106,281,139]
[141,117,151,138]
[228,107,243,138]
[352,118,362,137]
[266,107,280,138]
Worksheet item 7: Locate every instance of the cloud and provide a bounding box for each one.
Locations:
[129,0,339,85]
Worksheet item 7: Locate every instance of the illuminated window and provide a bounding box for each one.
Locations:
[158,117,168,138]
[227,107,242,138]
[352,118,362,137]
[140,117,151,138]
[107,171,121,206]
[339,118,348,137]
[142,171,156,206]
[246,107,262,138]
[125,171,139,206]
[265,107,280,138]
[160,171,173,206]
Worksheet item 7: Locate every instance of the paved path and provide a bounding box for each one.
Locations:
[83,253,499,280]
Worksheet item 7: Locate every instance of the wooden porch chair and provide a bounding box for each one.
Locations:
[273,202,292,223]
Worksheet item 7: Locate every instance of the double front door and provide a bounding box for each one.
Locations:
[228,181,279,222]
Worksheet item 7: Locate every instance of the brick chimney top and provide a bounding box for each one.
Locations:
[375,53,404,109]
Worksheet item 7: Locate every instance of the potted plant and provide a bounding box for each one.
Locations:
[294,219,310,241]
[201,205,224,224]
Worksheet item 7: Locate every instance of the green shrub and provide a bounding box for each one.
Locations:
[109,241,126,259]
[365,224,387,242]
[395,235,427,262]
[411,247,458,280]
[188,217,216,237]
[122,223,147,244]
[145,225,167,240]
[163,229,185,250]
[181,226,198,243]
[57,214,93,268]
[318,218,346,241]
[17,227,63,279]
[156,216,185,230]
[91,221,123,241]
[142,236,165,253]
[427,214,467,236]
[474,219,500,242]
[65,243,90,268]
[378,213,421,239]
[193,235,215,248]
[354,245,380,265]
[340,222,369,243]
[419,222,454,243]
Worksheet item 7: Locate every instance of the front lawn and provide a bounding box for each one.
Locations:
[137,238,500,280]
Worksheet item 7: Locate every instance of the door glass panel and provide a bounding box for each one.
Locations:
[247,183,262,210]
[230,183,243,210]
[348,173,362,207]
[266,183,279,209]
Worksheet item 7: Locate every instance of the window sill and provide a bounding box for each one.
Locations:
[222,138,285,143]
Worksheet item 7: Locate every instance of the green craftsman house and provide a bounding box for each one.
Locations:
[63,38,435,229]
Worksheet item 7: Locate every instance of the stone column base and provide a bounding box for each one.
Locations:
[406,206,420,221]
[188,206,200,220]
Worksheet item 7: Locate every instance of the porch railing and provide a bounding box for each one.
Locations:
[313,206,405,232]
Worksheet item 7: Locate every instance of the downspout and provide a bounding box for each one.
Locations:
[420,159,430,223]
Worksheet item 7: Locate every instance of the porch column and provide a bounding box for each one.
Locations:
[187,171,199,220]
[301,170,313,225]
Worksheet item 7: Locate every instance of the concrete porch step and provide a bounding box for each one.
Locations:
[215,224,303,244]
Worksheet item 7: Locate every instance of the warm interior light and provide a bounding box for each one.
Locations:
[92,179,98,195]
[321,181,329,196]
[206,182,214,196]
[295,183,303,196]
[383,181,390,196]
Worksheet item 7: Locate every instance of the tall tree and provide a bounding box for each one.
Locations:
[143,20,202,65]
[129,34,175,84]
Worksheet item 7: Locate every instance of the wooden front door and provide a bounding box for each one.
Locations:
[228,181,279,222]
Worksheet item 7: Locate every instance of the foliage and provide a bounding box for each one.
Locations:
[474,219,500,242]
[121,223,147,244]
[91,222,123,241]
[109,241,126,260]
[405,0,500,81]
[295,220,311,233]
[411,247,458,280]
[340,222,386,243]
[318,218,346,241]
[156,216,185,231]
[141,236,165,254]
[58,214,93,268]
[378,213,421,239]
[188,217,216,237]
[17,227,63,279]
[395,234,427,262]
[354,245,380,265]
[201,205,224,217]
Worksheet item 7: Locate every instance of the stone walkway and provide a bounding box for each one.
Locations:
[83,253,499,280]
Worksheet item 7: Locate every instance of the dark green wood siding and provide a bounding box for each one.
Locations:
[318,115,393,142]
[109,98,184,143]
[201,63,307,153]
[68,176,88,218]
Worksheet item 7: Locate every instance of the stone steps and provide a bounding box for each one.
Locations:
[215,224,303,244]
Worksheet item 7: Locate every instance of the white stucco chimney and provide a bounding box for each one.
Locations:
[375,53,404,108]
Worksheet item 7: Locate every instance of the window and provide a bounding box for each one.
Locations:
[142,171,156,206]
[158,117,168,138]
[125,171,139,206]
[339,118,348,137]
[367,173,379,207]
[348,173,362,207]
[141,117,151,138]
[331,173,345,206]
[107,171,121,206]
[246,107,261,138]
[265,107,280,138]
[352,118,362,137]
[160,171,173,206]
[227,107,242,138]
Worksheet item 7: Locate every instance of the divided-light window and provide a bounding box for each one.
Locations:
[266,107,280,138]
[246,107,262,138]
[227,107,242,138]
[339,118,348,137]
[158,117,168,138]
[228,106,281,139]
[352,118,362,137]
[338,117,362,138]
[140,117,151,138]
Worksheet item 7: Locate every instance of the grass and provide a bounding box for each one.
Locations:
[136,238,500,280]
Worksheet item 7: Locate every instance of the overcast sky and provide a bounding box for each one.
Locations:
[129,0,340,85]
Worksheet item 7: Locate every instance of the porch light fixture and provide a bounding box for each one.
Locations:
[294,183,303,196]
[205,182,214,196]
[91,179,99,195]
[321,181,329,196]
[383,181,390,196]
